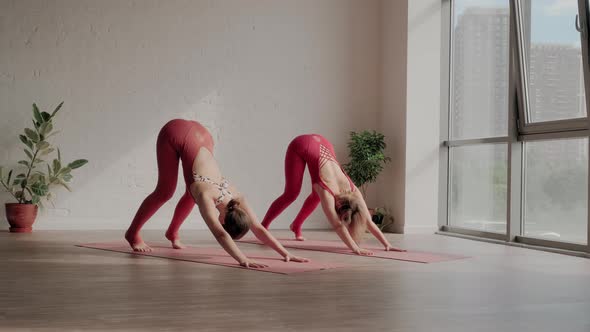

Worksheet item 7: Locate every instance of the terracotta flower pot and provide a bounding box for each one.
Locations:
[5,203,38,233]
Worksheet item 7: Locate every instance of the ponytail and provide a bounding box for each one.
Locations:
[226,199,240,212]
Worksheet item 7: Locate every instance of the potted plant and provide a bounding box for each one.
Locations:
[344,130,390,197]
[371,207,397,233]
[343,130,391,223]
[0,102,88,232]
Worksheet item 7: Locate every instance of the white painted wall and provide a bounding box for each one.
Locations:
[0,0,381,230]
[377,0,408,233]
[377,0,443,234]
[403,0,442,233]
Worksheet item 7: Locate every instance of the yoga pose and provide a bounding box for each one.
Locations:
[261,134,404,256]
[125,119,308,268]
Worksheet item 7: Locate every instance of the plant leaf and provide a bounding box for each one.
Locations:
[47,164,52,177]
[16,173,26,179]
[37,141,50,150]
[19,135,28,144]
[40,148,55,156]
[31,182,49,196]
[33,104,43,123]
[40,122,53,136]
[57,149,61,162]
[31,195,40,205]
[41,112,51,122]
[62,173,73,182]
[68,159,88,170]
[58,167,71,176]
[29,173,40,183]
[24,128,39,143]
[51,102,64,117]
[7,170,13,187]
[53,159,61,173]
[21,136,34,150]
[18,160,30,167]
[24,149,33,160]
[19,134,30,146]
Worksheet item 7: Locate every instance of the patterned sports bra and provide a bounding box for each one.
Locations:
[193,174,233,206]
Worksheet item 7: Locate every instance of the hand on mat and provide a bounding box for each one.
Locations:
[385,245,407,252]
[354,248,374,256]
[240,260,268,269]
[283,255,310,263]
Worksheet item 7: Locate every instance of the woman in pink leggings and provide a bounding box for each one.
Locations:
[125,119,308,268]
[261,134,404,256]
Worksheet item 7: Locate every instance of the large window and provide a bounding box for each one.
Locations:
[522,0,587,123]
[524,138,588,244]
[451,0,510,139]
[449,144,507,233]
[447,0,511,234]
[442,0,590,253]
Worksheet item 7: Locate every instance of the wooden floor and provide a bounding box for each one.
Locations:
[1,230,589,332]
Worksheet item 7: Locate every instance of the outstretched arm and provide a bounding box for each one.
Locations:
[240,198,309,263]
[195,194,267,268]
[317,188,373,256]
[356,193,406,252]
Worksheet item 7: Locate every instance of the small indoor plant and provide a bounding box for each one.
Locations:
[344,130,390,198]
[0,102,88,232]
[343,130,393,229]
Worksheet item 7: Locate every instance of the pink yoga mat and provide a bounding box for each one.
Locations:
[77,242,347,275]
[238,238,468,263]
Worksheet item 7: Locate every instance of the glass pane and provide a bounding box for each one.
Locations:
[521,0,587,122]
[449,144,508,233]
[524,138,588,244]
[450,0,510,139]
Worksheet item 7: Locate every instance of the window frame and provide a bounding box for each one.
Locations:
[438,0,590,256]
[513,0,589,135]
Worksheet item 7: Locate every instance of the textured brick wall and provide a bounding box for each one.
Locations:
[0,0,381,230]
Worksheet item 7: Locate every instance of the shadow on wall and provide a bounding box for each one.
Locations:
[405,146,440,180]
[0,0,380,230]
[407,1,442,33]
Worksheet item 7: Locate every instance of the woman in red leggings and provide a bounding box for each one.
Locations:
[261,134,404,256]
[125,119,308,268]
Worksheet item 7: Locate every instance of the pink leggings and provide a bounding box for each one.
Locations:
[126,119,213,241]
[261,136,325,236]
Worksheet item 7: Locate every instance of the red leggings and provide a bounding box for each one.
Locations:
[126,119,213,241]
[261,134,352,236]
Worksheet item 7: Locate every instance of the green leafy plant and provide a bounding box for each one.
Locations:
[343,130,391,198]
[0,102,88,206]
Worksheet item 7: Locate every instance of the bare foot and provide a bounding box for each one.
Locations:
[289,223,306,241]
[165,231,186,249]
[171,239,186,249]
[294,235,306,241]
[125,230,152,252]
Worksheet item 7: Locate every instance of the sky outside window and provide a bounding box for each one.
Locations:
[455,0,580,45]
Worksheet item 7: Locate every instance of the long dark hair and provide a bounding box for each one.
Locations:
[223,199,250,239]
